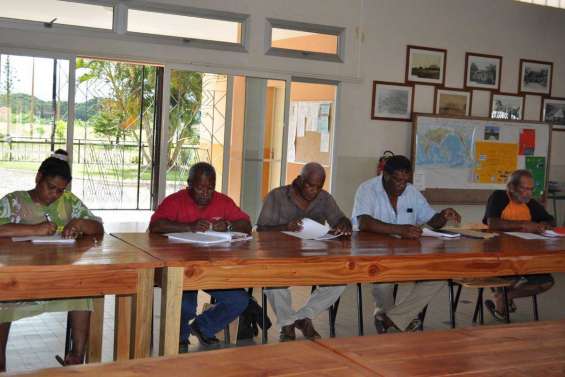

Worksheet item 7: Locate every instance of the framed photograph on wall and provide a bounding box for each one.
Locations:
[464,52,502,90]
[405,45,447,85]
[434,87,472,116]
[519,59,553,95]
[541,97,565,126]
[490,92,524,120]
[371,81,414,121]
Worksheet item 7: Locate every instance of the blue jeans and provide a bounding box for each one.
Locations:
[179,289,249,342]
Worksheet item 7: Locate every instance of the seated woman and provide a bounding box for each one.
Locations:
[0,150,104,371]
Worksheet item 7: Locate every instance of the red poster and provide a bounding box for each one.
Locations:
[519,129,535,155]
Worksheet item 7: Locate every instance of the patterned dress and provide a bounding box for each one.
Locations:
[0,191,102,322]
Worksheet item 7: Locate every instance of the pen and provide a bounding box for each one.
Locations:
[45,213,63,233]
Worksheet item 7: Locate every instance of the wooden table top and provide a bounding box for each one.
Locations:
[6,339,374,377]
[113,231,565,262]
[0,234,162,273]
[315,320,565,377]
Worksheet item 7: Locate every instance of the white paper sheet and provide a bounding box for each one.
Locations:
[166,231,251,244]
[542,230,565,238]
[12,234,76,244]
[422,228,461,238]
[505,232,549,240]
[282,218,340,240]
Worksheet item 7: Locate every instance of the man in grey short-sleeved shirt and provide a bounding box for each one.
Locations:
[257,162,351,341]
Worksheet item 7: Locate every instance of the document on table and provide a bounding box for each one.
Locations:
[166,231,252,244]
[422,228,461,238]
[11,234,76,244]
[542,230,565,238]
[282,218,341,240]
[505,232,549,240]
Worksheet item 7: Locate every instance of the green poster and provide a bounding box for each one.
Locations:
[525,156,546,198]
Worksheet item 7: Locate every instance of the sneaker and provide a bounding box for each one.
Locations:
[373,313,397,334]
[279,324,296,342]
[294,318,321,340]
[190,322,220,346]
[405,318,423,332]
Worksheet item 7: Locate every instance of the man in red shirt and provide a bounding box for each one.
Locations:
[150,162,251,348]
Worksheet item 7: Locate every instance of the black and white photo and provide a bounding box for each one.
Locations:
[542,97,565,125]
[465,53,502,90]
[371,81,414,121]
[405,45,447,85]
[520,59,553,95]
[490,93,524,120]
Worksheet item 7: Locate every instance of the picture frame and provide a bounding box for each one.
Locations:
[434,87,472,116]
[490,92,524,120]
[405,45,447,86]
[371,81,414,121]
[541,97,565,126]
[519,59,553,95]
[464,52,502,91]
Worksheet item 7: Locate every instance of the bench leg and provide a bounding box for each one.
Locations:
[533,295,539,321]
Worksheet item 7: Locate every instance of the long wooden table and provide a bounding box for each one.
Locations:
[112,231,565,356]
[316,319,565,376]
[0,235,163,362]
[8,320,565,376]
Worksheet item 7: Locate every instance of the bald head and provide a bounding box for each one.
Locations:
[301,162,326,181]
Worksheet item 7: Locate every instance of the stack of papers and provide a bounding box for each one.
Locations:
[282,218,341,240]
[422,228,461,239]
[11,234,76,244]
[166,231,252,245]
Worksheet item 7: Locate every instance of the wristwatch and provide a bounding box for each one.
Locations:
[227,221,233,231]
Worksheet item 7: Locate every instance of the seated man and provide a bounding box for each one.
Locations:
[149,162,251,347]
[352,155,460,333]
[257,162,352,341]
[483,169,555,320]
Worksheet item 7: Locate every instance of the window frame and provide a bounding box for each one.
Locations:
[266,18,345,63]
[125,2,249,53]
[0,0,115,31]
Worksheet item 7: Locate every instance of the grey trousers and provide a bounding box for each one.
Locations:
[265,285,346,327]
[372,281,445,330]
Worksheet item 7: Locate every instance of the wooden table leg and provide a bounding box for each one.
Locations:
[130,268,155,359]
[86,296,105,363]
[159,267,183,356]
[114,295,132,361]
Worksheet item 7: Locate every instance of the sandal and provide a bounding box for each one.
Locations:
[485,300,506,322]
[55,354,83,367]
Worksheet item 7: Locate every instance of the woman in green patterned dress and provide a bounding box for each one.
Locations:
[0,150,104,371]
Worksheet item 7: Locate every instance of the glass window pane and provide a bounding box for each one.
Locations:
[0,54,69,198]
[167,71,228,196]
[128,10,241,44]
[0,0,113,29]
[286,82,337,192]
[73,59,158,210]
[271,28,338,55]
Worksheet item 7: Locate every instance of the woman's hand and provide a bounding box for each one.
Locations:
[287,219,303,232]
[36,221,57,236]
[62,219,84,239]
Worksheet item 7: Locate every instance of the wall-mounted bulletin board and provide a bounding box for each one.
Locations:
[411,114,552,204]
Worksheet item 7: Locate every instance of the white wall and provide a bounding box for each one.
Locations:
[1,0,564,223]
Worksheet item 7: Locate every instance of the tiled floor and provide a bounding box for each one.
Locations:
[6,273,565,372]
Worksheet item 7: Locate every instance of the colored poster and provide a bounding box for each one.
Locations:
[474,141,518,184]
[525,156,546,198]
[519,128,535,155]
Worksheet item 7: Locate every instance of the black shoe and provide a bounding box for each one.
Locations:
[279,324,296,342]
[190,322,220,345]
[374,313,398,334]
[178,340,190,353]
